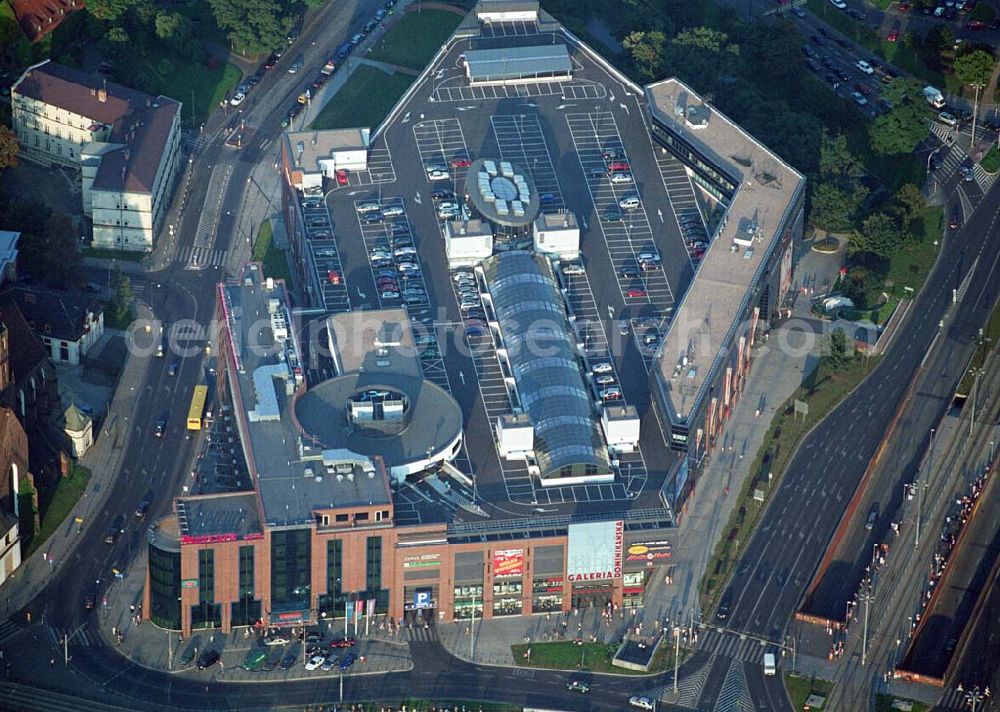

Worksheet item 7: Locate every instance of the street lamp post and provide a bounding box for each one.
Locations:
[672,625,681,693]
[971,83,984,145]
[860,574,874,667]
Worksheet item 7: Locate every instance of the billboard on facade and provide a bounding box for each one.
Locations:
[403,553,441,569]
[625,540,672,563]
[492,548,524,577]
[566,521,623,581]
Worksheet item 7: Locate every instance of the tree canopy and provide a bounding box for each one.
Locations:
[953,49,995,87]
[207,0,290,55]
[0,126,19,170]
[851,212,903,260]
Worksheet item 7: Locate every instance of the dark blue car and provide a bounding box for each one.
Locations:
[338,652,357,671]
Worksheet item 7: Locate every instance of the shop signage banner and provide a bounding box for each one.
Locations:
[492,548,524,577]
[625,540,672,562]
[566,520,623,581]
[403,553,441,569]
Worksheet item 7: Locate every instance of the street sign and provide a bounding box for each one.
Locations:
[182,579,199,589]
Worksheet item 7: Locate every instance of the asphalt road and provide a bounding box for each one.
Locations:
[718,162,1000,644]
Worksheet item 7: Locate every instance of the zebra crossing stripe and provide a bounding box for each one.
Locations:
[713,658,754,712]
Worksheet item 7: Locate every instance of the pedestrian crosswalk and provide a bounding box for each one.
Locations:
[1,682,135,712]
[180,246,227,269]
[658,654,714,708]
[936,686,974,710]
[696,629,772,665]
[713,657,754,712]
[0,618,23,646]
[45,623,101,647]
[403,625,438,642]
[973,163,997,193]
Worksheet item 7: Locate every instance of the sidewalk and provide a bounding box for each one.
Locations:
[1,305,153,622]
[99,569,413,682]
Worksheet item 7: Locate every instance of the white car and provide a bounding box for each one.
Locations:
[263,636,290,646]
[856,60,874,75]
[851,91,868,106]
[356,202,381,214]
[305,654,326,671]
[595,374,617,386]
[629,696,655,710]
[562,262,585,275]
[592,362,614,375]
[381,206,404,217]
[618,196,641,210]
[427,169,451,181]
[599,387,623,401]
[229,92,246,107]
[609,171,633,184]
[829,0,846,7]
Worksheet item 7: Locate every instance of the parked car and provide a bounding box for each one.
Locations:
[382,205,405,217]
[197,649,221,669]
[304,654,326,671]
[592,362,614,374]
[450,157,472,168]
[427,169,450,181]
[357,201,381,214]
[338,652,358,671]
[856,59,874,75]
[229,92,246,107]
[626,288,648,298]
[629,696,655,710]
[566,677,591,693]
[599,387,623,402]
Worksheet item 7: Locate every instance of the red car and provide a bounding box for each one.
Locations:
[965,20,984,29]
[886,27,899,41]
[897,0,909,10]
[949,208,960,230]
[327,270,341,285]
[330,637,356,648]
[626,288,648,298]
[607,161,630,172]
[335,168,349,185]
[450,157,472,168]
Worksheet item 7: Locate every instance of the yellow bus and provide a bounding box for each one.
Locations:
[187,385,208,431]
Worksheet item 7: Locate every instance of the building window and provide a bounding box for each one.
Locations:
[270,528,311,613]
[231,545,259,627]
[191,549,221,629]
[335,513,348,522]
[148,542,181,630]
[365,536,382,592]
[319,538,343,616]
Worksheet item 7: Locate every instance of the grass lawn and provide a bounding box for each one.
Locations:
[785,675,834,710]
[310,65,414,131]
[28,464,91,555]
[981,146,1000,173]
[884,207,943,295]
[511,639,686,675]
[82,247,146,262]
[252,220,292,285]
[367,10,463,70]
[135,51,241,127]
[700,352,881,611]
[805,0,946,88]
[876,693,932,712]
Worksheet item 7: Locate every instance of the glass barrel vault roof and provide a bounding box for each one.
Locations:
[483,251,610,481]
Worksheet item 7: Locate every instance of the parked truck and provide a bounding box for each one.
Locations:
[923,86,946,109]
[321,59,336,75]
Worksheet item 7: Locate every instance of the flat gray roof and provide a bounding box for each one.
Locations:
[646,78,805,423]
[284,128,369,172]
[483,251,610,481]
[477,0,540,15]
[221,265,391,528]
[175,492,262,540]
[326,309,420,377]
[465,44,571,82]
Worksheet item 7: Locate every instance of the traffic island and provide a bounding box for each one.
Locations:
[511,638,683,675]
[784,675,833,710]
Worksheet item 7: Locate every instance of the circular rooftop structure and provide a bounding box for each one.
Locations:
[295,371,463,477]
[465,157,541,228]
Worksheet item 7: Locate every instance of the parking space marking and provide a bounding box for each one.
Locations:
[564,111,675,314]
[348,145,397,186]
[491,114,566,212]
[627,315,669,374]
[308,239,351,314]
[651,151,705,267]
[432,78,601,103]
[412,119,472,202]
[478,20,539,36]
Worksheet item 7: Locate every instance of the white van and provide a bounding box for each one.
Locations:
[763,652,776,676]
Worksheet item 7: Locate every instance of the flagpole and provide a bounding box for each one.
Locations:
[354,595,359,637]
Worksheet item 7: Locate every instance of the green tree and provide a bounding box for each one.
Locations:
[16,214,81,287]
[112,267,134,325]
[208,0,289,54]
[823,329,852,369]
[851,212,902,259]
[819,131,863,181]
[622,31,665,79]
[0,126,18,170]
[893,183,926,231]
[672,26,738,53]
[953,49,995,87]
[926,24,955,53]
[869,102,929,156]
[811,181,867,232]
[86,0,137,22]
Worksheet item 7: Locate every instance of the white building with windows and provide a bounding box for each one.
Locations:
[10,60,182,252]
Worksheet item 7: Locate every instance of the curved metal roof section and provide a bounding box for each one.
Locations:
[483,251,610,481]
